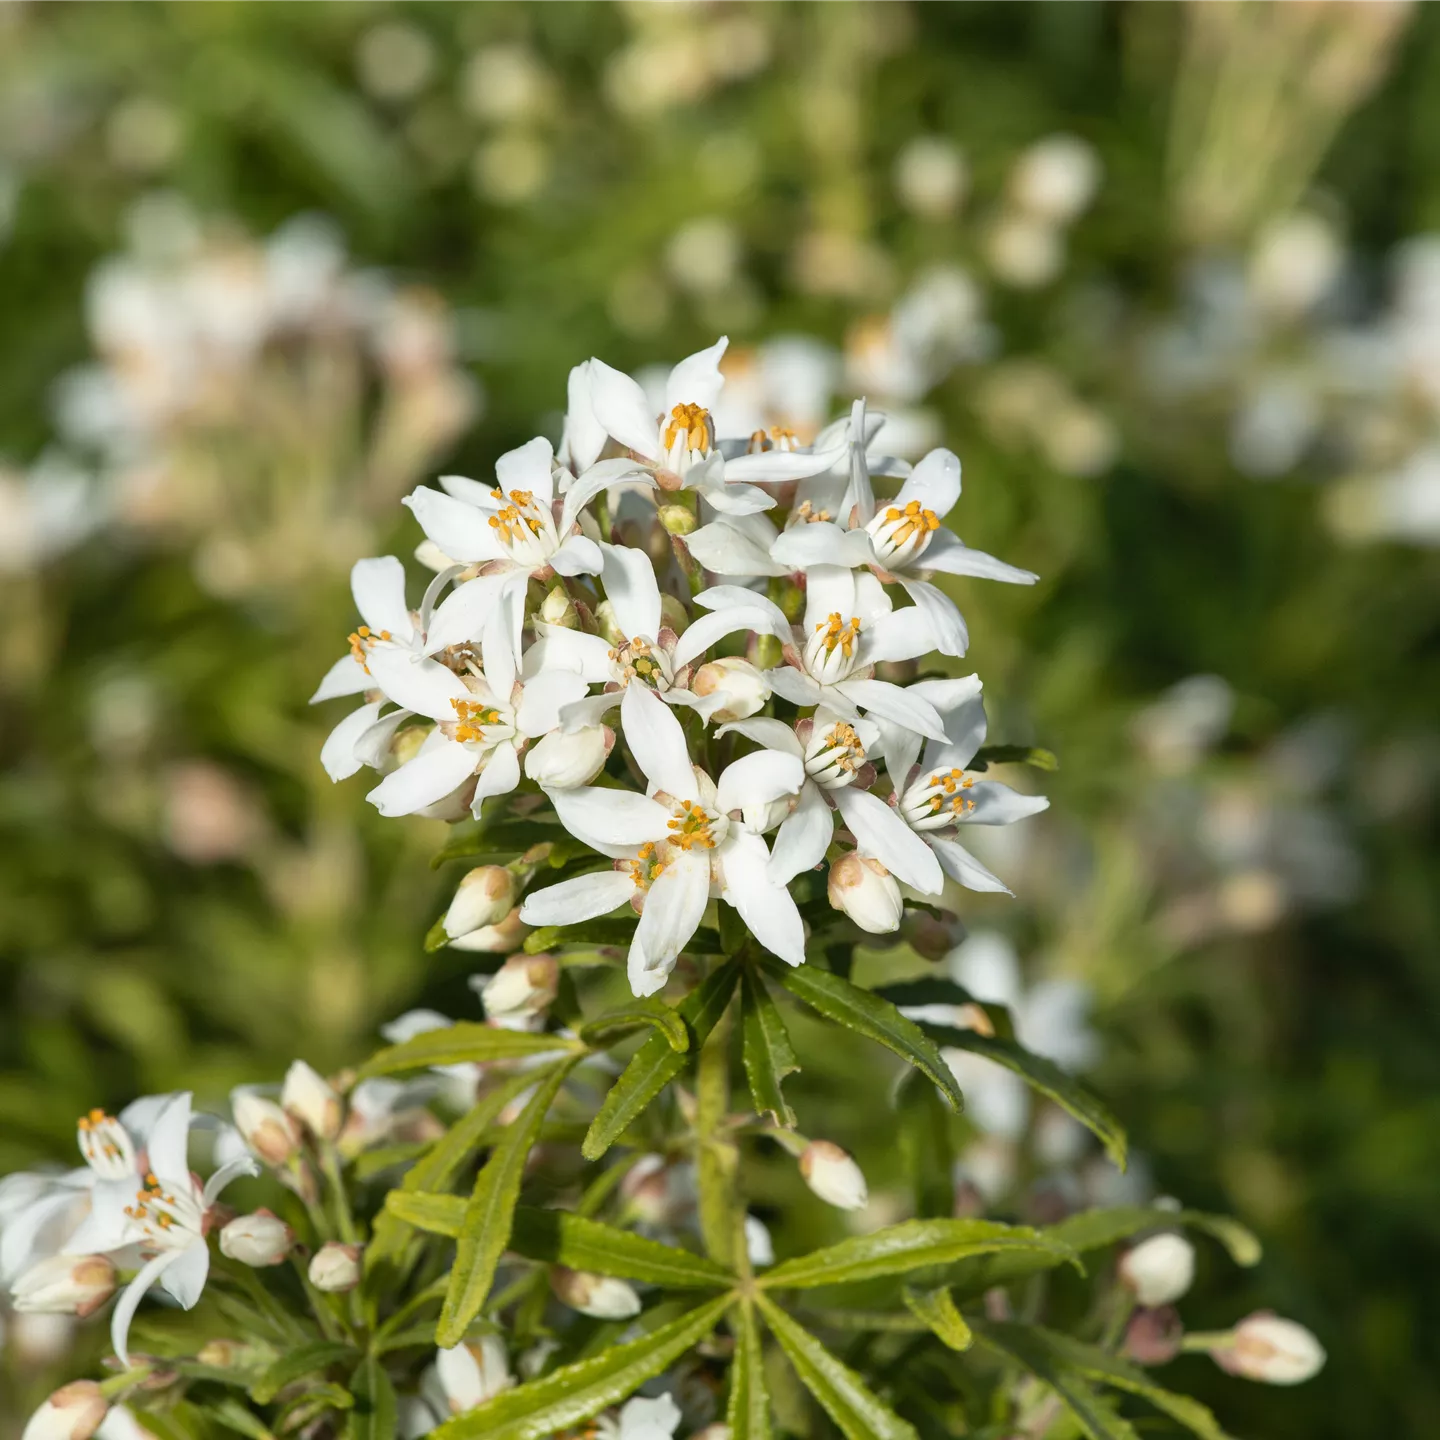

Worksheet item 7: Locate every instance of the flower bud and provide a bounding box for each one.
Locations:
[11,1255,116,1319]
[1213,1313,1325,1385]
[220,1210,294,1267]
[445,866,519,940]
[308,1242,363,1293]
[282,1060,343,1141]
[827,853,903,934]
[800,1140,868,1211]
[524,725,612,789]
[1122,1306,1183,1366]
[539,583,579,629]
[1119,1233,1195,1307]
[550,1266,641,1319]
[449,905,530,954]
[692,656,771,724]
[658,503,698,536]
[478,953,560,1021]
[23,1382,107,1440]
[436,1335,513,1410]
[232,1090,301,1166]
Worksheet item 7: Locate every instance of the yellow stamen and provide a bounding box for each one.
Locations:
[813,611,862,658]
[883,499,941,548]
[450,697,503,744]
[347,625,393,675]
[663,402,713,455]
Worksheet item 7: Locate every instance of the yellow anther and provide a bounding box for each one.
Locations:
[348,625,393,674]
[881,500,940,548]
[450,697,503,744]
[813,612,862,658]
[663,402,713,455]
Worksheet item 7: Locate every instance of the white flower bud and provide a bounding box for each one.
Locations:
[232,1090,300,1166]
[827,853,903,934]
[436,1335,513,1411]
[282,1060,342,1142]
[1215,1313,1326,1385]
[448,905,530,954]
[308,1242,363,1293]
[800,1140,868,1211]
[1009,134,1100,224]
[550,1266,641,1319]
[539,583,578,629]
[692,656,770,724]
[11,1255,116,1319]
[445,866,519,940]
[220,1210,294,1268]
[23,1382,107,1440]
[744,1214,774,1269]
[478,953,559,1021]
[524,725,611,789]
[658,503,698,536]
[1119,1233,1194,1307]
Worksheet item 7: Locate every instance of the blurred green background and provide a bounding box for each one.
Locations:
[2,2,1438,1435]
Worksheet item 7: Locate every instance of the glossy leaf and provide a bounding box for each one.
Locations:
[250,1341,358,1404]
[383,1190,465,1237]
[740,969,799,1128]
[578,998,689,1053]
[874,978,1017,1042]
[523,919,644,955]
[432,1294,731,1440]
[727,1299,772,1440]
[356,1022,580,1079]
[510,1207,735,1288]
[902,1285,972,1351]
[970,744,1058,772]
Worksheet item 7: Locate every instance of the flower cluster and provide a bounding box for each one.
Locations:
[315,337,1047,997]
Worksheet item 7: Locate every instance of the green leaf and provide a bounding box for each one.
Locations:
[921,1023,1126,1169]
[756,1295,919,1440]
[510,1207,735,1287]
[727,1300,772,1439]
[250,1341,358,1404]
[423,915,451,954]
[383,1190,466,1237]
[578,998,689,1053]
[896,1068,955,1218]
[873,979,1017,1042]
[582,962,740,1161]
[740,969,799,1128]
[437,1059,580,1347]
[356,1022,580,1079]
[523,919,640,955]
[902,1285,972,1351]
[970,744,1058,772]
[210,1399,275,1440]
[971,1322,1141,1440]
[346,1355,398,1440]
[766,962,963,1113]
[760,1218,1077,1291]
[432,1294,731,1440]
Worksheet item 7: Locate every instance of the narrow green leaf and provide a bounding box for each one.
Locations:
[523,919,641,955]
[740,969,799,1128]
[357,1023,580,1079]
[383,1190,466,1237]
[210,1398,275,1440]
[756,1295,919,1440]
[437,1060,580,1347]
[970,744,1058,772]
[250,1341,358,1404]
[873,979,1017,1042]
[727,1299,772,1440]
[510,1207,735,1287]
[766,962,963,1113]
[761,1218,1076,1290]
[922,1024,1126,1169]
[902,1285,972,1351]
[579,998,689,1054]
[346,1355,398,1440]
[582,962,740,1161]
[432,1294,731,1440]
[896,1068,955,1218]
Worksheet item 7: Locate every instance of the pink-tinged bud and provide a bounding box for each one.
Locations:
[800,1140,869,1211]
[444,866,518,940]
[692,656,771,724]
[308,1242,363,1293]
[901,907,961,961]
[1213,1313,1325,1385]
[23,1382,107,1440]
[449,905,530,954]
[282,1060,342,1141]
[1119,1233,1195,1307]
[827,853,903,934]
[1122,1306,1183,1366]
[232,1090,300,1165]
[550,1266,641,1319]
[479,954,560,1021]
[11,1255,117,1319]
[524,725,612,789]
[219,1210,294,1267]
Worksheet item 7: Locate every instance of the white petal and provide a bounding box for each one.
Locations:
[955,781,1049,826]
[310,654,371,704]
[722,437,849,484]
[714,716,803,757]
[588,359,661,461]
[354,708,411,770]
[921,685,988,773]
[716,750,804,816]
[366,646,471,720]
[847,398,877,525]
[423,573,512,656]
[550,785,671,853]
[663,336,728,412]
[862,605,941,665]
[367,740,477,817]
[520,871,636,927]
[833,787,943,894]
[928,833,1011,894]
[145,1093,193,1181]
[601,541,662,640]
[495,436,555,508]
[157,1239,211,1309]
[112,1250,184,1366]
[622,684,697,801]
[771,522,873,573]
[765,666,825,708]
[559,689,624,733]
[700,476,778,516]
[438,473,499,509]
[873,715,923,791]
[551,533,604,577]
[628,852,710,997]
[350,556,415,645]
[480,606,517,703]
[694,585,792,630]
[686,519,786,578]
[559,458,655,534]
[321,701,384,781]
[527,624,614,682]
[61,1177,139,1255]
[802,564,857,631]
[469,742,522,816]
[670,605,789,672]
[893,447,961,520]
[894,579,967,659]
[719,830,805,966]
[560,362,607,473]
[922,529,1038,584]
[836,678,946,740]
[767,781,834,885]
[436,1344,486,1413]
[403,487,505,565]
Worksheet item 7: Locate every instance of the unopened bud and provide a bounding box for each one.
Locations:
[11,1255,116,1319]
[901,907,960,961]
[220,1210,294,1267]
[445,866,518,940]
[436,1335,513,1410]
[282,1060,343,1141]
[1122,1306,1183,1366]
[539,583,579,629]
[550,1266,641,1319]
[232,1090,301,1165]
[827,853,903,934]
[449,905,530,954]
[1119,1233,1194,1307]
[619,1154,673,1226]
[692,656,771,724]
[23,1382,107,1440]
[1213,1313,1325,1385]
[658,503,698,536]
[524,725,612,789]
[308,1242,363,1293]
[478,953,560,1021]
[800,1140,868,1211]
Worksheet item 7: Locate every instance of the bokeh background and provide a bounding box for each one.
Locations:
[2,2,1438,1435]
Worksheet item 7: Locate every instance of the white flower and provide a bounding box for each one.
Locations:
[595,1394,684,1440]
[282,1061,342,1141]
[309,1242,363,1292]
[477,953,559,1023]
[11,1254,116,1318]
[219,1211,294,1268]
[1212,1313,1326,1385]
[230,1089,300,1166]
[523,723,613,788]
[799,1140,868,1211]
[107,1093,258,1365]
[433,1335,514,1412]
[520,685,805,995]
[551,1266,642,1319]
[22,1382,108,1440]
[1119,1233,1195,1307]
[827,853,904,934]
